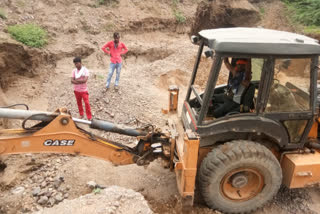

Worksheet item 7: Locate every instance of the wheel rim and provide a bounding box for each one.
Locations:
[220,168,264,202]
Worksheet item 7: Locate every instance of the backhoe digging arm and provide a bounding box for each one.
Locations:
[0,108,170,166]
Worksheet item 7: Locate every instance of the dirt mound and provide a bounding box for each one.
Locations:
[307,33,320,42]
[127,18,178,33]
[126,46,174,63]
[34,186,153,214]
[157,56,230,93]
[190,0,260,36]
[157,69,189,90]
[0,41,56,90]
[49,43,95,61]
[125,17,192,34]
[258,1,295,32]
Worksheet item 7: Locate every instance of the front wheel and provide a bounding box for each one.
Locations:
[199,140,282,213]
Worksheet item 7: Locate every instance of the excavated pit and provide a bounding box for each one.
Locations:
[190,0,260,36]
[0,0,319,213]
[126,47,174,64]
[0,43,55,90]
[126,17,191,34]
[157,69,189,90]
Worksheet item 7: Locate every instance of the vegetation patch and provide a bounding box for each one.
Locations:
[88,0,119,8]
[17,0,26,8]
[303,26,320,35]
[174,10,186,23]
[0,8,6,19]
[93,187,102,194]
[172,0,186,23]
[283,0,320,26]
[8,24,47,48]
[98,0,108,5]
[95,73,105,80]
[104,22,116,32]
[96,0,119,6]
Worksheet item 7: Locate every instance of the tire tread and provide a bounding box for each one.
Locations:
[199,140,282,214]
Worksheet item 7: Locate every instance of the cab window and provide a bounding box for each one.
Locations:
[266,58,311,112]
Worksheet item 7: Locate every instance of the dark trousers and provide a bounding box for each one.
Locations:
[212,93,240,118]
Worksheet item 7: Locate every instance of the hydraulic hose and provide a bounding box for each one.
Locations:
[0,108,148,137]
[90,119,148,137]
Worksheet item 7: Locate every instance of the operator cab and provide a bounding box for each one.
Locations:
[188,55,261,119]
[182,28,320,148]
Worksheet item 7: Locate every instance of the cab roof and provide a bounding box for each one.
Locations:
[199,27,320,55]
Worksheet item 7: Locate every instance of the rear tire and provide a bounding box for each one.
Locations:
[199,140,282,213]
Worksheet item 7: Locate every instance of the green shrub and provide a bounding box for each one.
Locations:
[172,0,179,7]
[171,0,186,24]
[8,24,47,48]
[303,25,320,34]
[283,0,320,26]
[93,187,101,194]
[98,0,106,5]
[174,10,186,23]
[97,0,119,6]
[0,8,6,19]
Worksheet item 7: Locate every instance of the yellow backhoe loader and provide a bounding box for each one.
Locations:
[1,27,320,213]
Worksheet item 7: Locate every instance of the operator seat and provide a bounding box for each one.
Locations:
[241,83,256,112]
[228,83,256,114]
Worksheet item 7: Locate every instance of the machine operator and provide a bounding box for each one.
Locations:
[209,57,252,118]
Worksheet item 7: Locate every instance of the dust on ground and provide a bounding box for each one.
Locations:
[35,186,153,214]
[0,0,320,213]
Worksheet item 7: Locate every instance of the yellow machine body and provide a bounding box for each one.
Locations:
[282,150,320,188]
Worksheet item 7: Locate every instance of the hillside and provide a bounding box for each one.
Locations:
[0,0,320,213]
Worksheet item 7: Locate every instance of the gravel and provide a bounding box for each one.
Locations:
[33,186,153,214]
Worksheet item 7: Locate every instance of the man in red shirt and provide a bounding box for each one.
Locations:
[71,57,92,120]
[101,32,128,91]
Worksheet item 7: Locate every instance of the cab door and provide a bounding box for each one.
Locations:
[262,56,318,149]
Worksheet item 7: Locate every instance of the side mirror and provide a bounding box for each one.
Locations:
[191,35,199,44]
[204,50,213,58]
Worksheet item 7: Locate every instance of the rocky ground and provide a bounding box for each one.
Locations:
[0,154,72,212]
[35,185,153,214]
[1,0,320,213]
